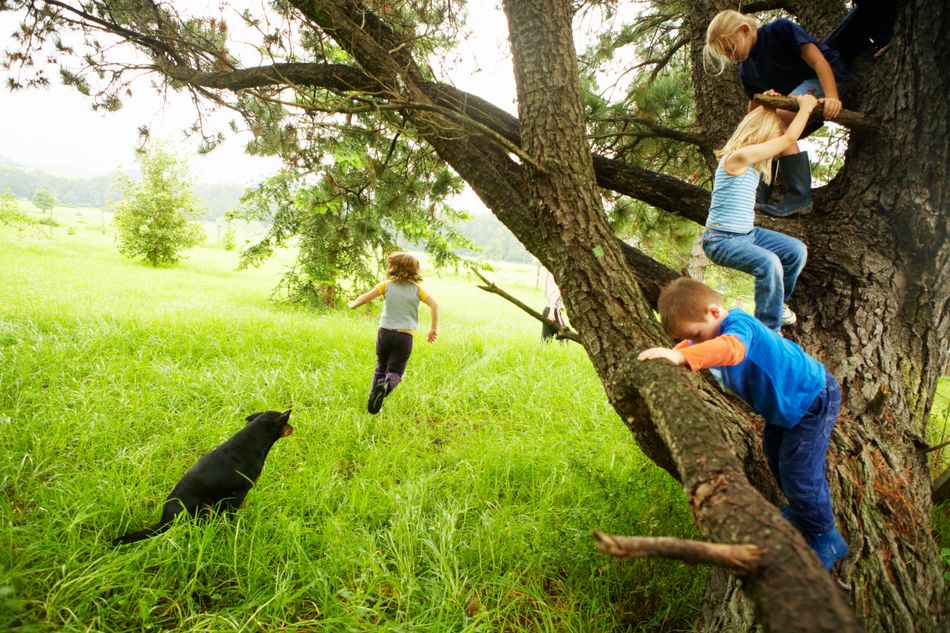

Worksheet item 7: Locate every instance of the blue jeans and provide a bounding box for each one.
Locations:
[763,369,841,536]
[790,78,825,97]
[702,227,807,331]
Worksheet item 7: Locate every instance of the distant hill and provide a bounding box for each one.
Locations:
[0,159,247,220]
[457,213,535,264]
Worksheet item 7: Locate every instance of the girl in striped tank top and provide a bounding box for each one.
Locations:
[702,93,818,332]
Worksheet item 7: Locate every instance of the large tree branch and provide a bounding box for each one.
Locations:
[162,60,712,224]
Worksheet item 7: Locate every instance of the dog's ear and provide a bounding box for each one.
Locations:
[279,409,292,422]
[245,412,262,423]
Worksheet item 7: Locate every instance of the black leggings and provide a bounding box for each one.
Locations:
[372,328,414,392]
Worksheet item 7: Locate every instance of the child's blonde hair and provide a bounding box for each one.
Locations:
[657,277,722,338]
[386,252,422,283]
[716,106,784,183]
[703,10,758,75]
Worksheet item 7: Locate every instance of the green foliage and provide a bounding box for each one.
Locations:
[0,190,29,226]
[31,188,55,212]
[578,3,710,274]
[111,142,205,267]
[234,125,472,309]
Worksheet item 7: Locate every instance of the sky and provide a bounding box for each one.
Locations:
[0,3,515,187]
[0,2,631,207]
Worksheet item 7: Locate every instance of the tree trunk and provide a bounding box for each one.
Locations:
[688,0,950,630]
[686,232,708,282]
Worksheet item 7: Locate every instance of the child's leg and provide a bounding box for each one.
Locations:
[750,228,807,303]
[777,370,847,568]
[368,329,394,414]
[371,329,391,390]
[382,331,414,392]
[702,230,786,331]
[762,424,784,485]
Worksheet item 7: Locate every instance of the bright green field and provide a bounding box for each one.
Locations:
[0,215,704,632]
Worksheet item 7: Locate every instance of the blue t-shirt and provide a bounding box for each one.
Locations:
[739,19,849,99]
[714,309,826,428]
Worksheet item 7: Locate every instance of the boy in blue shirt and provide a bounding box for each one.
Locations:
[638,277,849,571]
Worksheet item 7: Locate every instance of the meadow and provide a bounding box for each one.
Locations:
[0,209,705,632]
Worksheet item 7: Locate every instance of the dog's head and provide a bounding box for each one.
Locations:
[245,409,294,438]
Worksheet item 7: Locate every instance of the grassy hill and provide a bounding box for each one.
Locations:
[0,209,702,631]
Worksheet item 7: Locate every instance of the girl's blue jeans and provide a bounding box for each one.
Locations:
[763,369,841,536]
[702,227,807,331]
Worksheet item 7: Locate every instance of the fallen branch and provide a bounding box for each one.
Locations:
[472,269,582,344]
[751,93,871,131]
[593,529,764,573]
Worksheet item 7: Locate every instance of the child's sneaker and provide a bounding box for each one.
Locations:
[367,379,388,414]
[807,527,849,570]
[781,304,797,326]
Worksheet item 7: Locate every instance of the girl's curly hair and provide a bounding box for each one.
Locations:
[387,252,422,283]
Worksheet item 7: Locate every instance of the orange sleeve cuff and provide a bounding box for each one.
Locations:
[679,335,746,371]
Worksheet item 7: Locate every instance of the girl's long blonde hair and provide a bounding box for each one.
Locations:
[386,252,422,283]
[703,10,758,75]
[716,106,784,184]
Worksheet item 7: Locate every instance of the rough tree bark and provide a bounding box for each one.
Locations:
[6,0,947,630]
[687,1,950,630]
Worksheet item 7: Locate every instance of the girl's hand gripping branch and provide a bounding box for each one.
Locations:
[796,93,819,115]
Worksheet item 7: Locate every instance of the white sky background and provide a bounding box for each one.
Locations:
[0,2,637,200]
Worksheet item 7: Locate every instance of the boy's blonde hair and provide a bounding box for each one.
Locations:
[716,106,784,183]
[387,252,422,283]
[657,277,722,338]
[703,10,758,75]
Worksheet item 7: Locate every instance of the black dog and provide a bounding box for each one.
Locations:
[112,410,293,545]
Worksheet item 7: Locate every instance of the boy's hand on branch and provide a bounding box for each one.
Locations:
[638,347,686,366]
[819,96,842,119]
[347,300,359,309]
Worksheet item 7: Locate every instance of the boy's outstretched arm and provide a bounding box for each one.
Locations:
[347,287,382,309]
[638,347,687,366]
[424,295,439,342]
[640,336,746,371]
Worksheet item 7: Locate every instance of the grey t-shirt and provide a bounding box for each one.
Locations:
[375,279,428,330]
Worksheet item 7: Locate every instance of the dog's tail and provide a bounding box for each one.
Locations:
[112,521,170,546]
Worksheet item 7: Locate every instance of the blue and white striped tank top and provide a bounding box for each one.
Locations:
[705,157,759,233]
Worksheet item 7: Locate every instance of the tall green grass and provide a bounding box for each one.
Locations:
[0,220,704,631]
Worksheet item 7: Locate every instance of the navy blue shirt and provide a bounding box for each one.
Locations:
[739,18,849,99]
